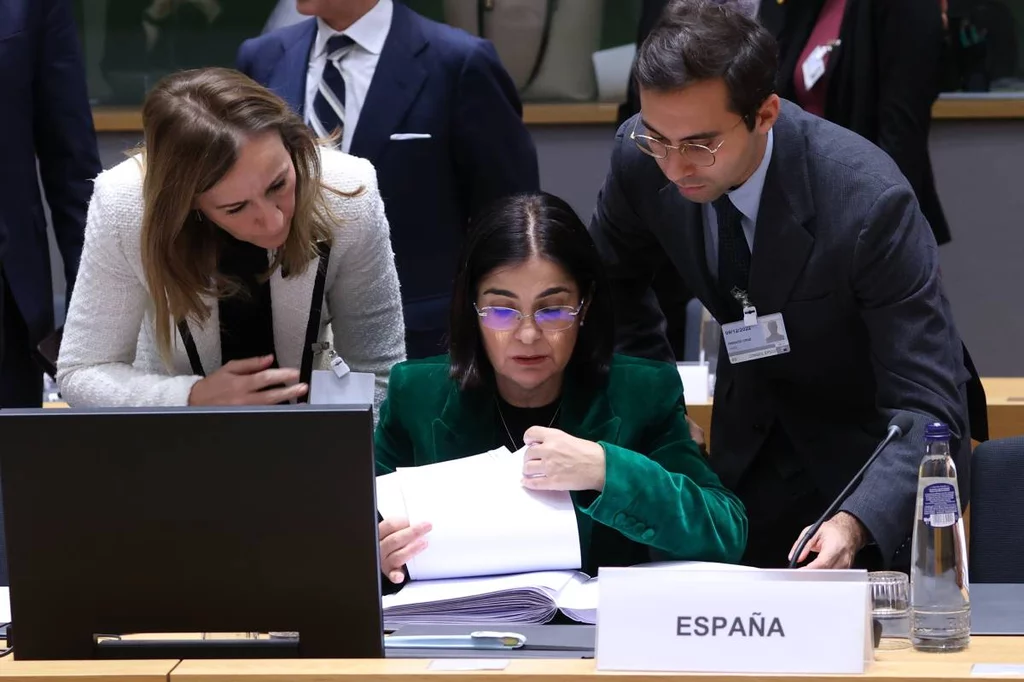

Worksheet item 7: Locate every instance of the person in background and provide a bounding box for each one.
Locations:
[375,192,747,585]
[766,0,952,245]
[0,0,102,408]
[589,0,972,570]
[57,67,404,411]
[237,0,541,359]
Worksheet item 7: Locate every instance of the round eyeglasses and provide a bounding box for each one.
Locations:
[630,117,745,167]
[474,301,585,332]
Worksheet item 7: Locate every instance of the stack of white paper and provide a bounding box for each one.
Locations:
[376,446,582,581]
[381,561,756,627]
[376,449,757,626]
[381,570,588,627]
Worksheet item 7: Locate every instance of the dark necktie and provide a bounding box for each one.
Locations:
[714,195,751,321]
[310,35,356,143]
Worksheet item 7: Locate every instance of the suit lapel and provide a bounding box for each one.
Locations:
[270,254,321,372]
[349,3,429,162]
[562,377,622,446]
[657,184,732,323]
[747,110,816,315]
[431,384,500,459]
[270,20,317,116]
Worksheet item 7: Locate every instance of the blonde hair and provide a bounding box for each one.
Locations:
[139,66,345,362]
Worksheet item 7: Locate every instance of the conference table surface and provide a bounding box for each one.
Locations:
[1,637,1024,682]
[684,377,1024,443]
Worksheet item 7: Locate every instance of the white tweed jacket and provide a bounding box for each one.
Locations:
[56,147,406,411]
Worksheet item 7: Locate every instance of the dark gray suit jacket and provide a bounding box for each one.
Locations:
[589,100,971,564]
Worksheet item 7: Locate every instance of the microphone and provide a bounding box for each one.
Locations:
[787,413,915,569]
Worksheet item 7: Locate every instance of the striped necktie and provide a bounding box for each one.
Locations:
[310,34,356,143]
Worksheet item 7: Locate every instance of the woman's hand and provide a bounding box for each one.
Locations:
[187,355,308,405]
[379,517,431,584]
[520,426,607,492]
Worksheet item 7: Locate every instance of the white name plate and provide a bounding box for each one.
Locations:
[596,567,872,675]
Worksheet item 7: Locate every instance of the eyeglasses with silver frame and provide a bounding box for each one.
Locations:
[630,117,745,167]
[474,300,586,332]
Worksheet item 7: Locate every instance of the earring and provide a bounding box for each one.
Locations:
[194,209,204,223]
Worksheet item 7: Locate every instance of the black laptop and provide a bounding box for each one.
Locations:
[0,405,382,660]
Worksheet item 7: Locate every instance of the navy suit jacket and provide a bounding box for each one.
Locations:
[0,0,99,585]
[0,0,101,343]
[237,4,540,358]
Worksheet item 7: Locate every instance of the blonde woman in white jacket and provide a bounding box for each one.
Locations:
[57,67,405,410]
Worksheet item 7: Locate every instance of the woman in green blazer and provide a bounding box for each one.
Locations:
[375,192,747,585]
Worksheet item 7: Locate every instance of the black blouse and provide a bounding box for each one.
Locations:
[217,233,278,366]
[495,395,560,451]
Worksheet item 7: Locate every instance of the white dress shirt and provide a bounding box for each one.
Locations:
[304,0,393,153]
[702,128,774,280]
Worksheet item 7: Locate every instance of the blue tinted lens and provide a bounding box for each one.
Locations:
[534,307,575,329]
[481,307,521,330]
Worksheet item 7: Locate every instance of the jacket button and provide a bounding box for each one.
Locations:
[641,529,655,542]
[613,513,626,525]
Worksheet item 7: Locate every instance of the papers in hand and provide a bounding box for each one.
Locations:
[376,446,582,581]
[381,561,756,628]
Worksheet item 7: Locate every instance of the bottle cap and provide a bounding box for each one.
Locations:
[925,422,950,441]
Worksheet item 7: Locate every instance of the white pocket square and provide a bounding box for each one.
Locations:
[390,133,432,141]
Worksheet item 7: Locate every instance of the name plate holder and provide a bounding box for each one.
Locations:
[596,567,872,675]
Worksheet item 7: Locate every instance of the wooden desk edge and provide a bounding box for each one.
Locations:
[0,659,178,682]
[0,637,1017,681]
[165,644,1021,682]
[93,99,1024,132]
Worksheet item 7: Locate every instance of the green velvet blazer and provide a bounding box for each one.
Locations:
[374,354,748,574]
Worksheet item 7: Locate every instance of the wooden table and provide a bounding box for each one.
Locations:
[0,659,177,682]
[978,378,1024,442]
[685,377,1024,444]
[0,637,1020,681]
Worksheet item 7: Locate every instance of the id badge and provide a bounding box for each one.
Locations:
[801,45,828,91]
[722,312,791,365]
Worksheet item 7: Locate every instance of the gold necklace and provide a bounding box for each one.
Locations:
[495,396,561,451]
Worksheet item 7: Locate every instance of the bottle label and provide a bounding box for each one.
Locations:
[921,482,959,527]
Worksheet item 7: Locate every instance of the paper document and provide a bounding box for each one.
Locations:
[382,570,586,626]
[381,561,754,628]
[377,446,581,581]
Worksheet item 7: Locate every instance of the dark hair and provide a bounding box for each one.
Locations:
[448,193,615,391]
[633,0,778,129]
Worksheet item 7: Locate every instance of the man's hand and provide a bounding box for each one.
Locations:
[789,511,869,569]
[687,415,708,457]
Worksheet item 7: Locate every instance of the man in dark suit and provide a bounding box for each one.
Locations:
[0,0,101,409]
[589,0,972,570]
[237,0,540,359]
[766,0,952,246]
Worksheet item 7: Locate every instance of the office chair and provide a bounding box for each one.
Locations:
[969,436,1024,582]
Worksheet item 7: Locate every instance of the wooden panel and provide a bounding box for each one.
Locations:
[932,97,1024,119]
[684,377,1024,444]
[92,108,143,132]
[521,103,619,125]
[93,98,1024,132]
[980,378,1024,440]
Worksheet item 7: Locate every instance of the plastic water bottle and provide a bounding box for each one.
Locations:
[909,422,970,651]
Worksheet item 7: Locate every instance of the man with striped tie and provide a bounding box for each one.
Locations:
[238,0,540,359]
